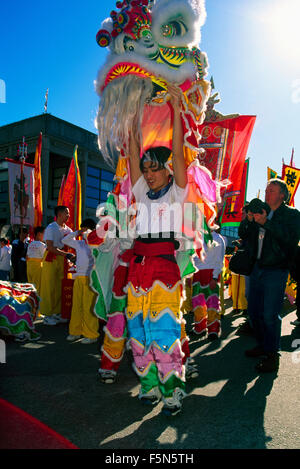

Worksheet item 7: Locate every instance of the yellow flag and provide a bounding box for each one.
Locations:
[282,164,300,207]
[267,167,278,180]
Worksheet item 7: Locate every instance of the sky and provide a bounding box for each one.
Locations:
[1,0,300,207]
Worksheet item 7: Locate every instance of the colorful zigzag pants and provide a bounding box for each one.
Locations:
[192,268,220,336]
[125,240,186,400]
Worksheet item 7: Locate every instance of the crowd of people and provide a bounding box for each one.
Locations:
[1,87,300,417]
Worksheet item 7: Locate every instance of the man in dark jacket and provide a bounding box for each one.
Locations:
[239,179,300,372]
[11,227,29,283]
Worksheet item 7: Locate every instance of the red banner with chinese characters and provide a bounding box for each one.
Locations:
[281,164,300,207]
[221,158,249,225]
[198,115,256,226]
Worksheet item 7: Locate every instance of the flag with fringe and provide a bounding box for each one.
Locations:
[267,167,278,180]
[282,164,300,207]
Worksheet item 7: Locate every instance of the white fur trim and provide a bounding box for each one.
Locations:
[151,0,206,47]
[95,52,197,94]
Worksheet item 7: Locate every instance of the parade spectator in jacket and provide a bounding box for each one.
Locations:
[239,179,300,372]
[11,228,29,282]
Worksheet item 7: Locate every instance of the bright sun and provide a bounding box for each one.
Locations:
[261,0,300,64]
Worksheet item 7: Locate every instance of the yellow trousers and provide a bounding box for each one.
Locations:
[231,273,248,310]
[27,258,43,296]
[39,255,64,316]
[69,276,99,339]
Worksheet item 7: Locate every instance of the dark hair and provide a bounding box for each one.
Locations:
[242,203,250,213]
[18,227,28,236]
[267,179,290,203]
[81,218,96,231]
[139,146,171,172]
[0,237,8,245]
[248,198,271,215]
[55,205,68,217]
[34,226,45,237]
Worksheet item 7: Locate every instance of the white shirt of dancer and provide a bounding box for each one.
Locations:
[132,176,187,237]
[194,231,227,278]
[27,240,46,259]
[44,222,72,249]
[62,231,94,278]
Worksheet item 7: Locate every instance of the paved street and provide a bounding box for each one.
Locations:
[1,292,299,450]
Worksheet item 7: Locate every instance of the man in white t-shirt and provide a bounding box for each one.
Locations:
[26,226,46,296]
[124,84,188,417]
[39,206,72,325]
[62,218,100,344]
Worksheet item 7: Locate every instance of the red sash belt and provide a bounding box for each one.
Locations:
[133,241,175,257]
[121,241,180,291]
[44,250,56,262]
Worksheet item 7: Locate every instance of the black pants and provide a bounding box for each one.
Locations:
[12,261,28,283]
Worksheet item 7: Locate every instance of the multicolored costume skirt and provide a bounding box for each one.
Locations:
[99,262,128,375]
[0,281,40,341]
[192,269,220,337]
[124,240,186,402]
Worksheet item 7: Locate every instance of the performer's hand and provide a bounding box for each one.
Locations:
[167,84,182,112]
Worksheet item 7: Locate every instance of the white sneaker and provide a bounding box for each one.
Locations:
[162,388,186,417]
[66,334,81,342]
[15,332,29,342]
[53,314,69,324]
[139,387,162,406]
[43,316,57,326]
[185,358,199,379]
[98,369,117,384]
[81,337,98,344]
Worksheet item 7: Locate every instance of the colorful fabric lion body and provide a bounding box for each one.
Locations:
[91,0,222,388]
[0,281,40,341]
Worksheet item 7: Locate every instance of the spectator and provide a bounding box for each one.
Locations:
[11,228,29,282]
[0,238,12,281]
[240,180,300,372]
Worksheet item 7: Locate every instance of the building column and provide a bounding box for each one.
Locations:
[41,135,50,225]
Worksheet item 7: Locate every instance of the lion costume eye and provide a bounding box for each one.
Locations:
[124,37,136,51]
[161,20,188,38]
